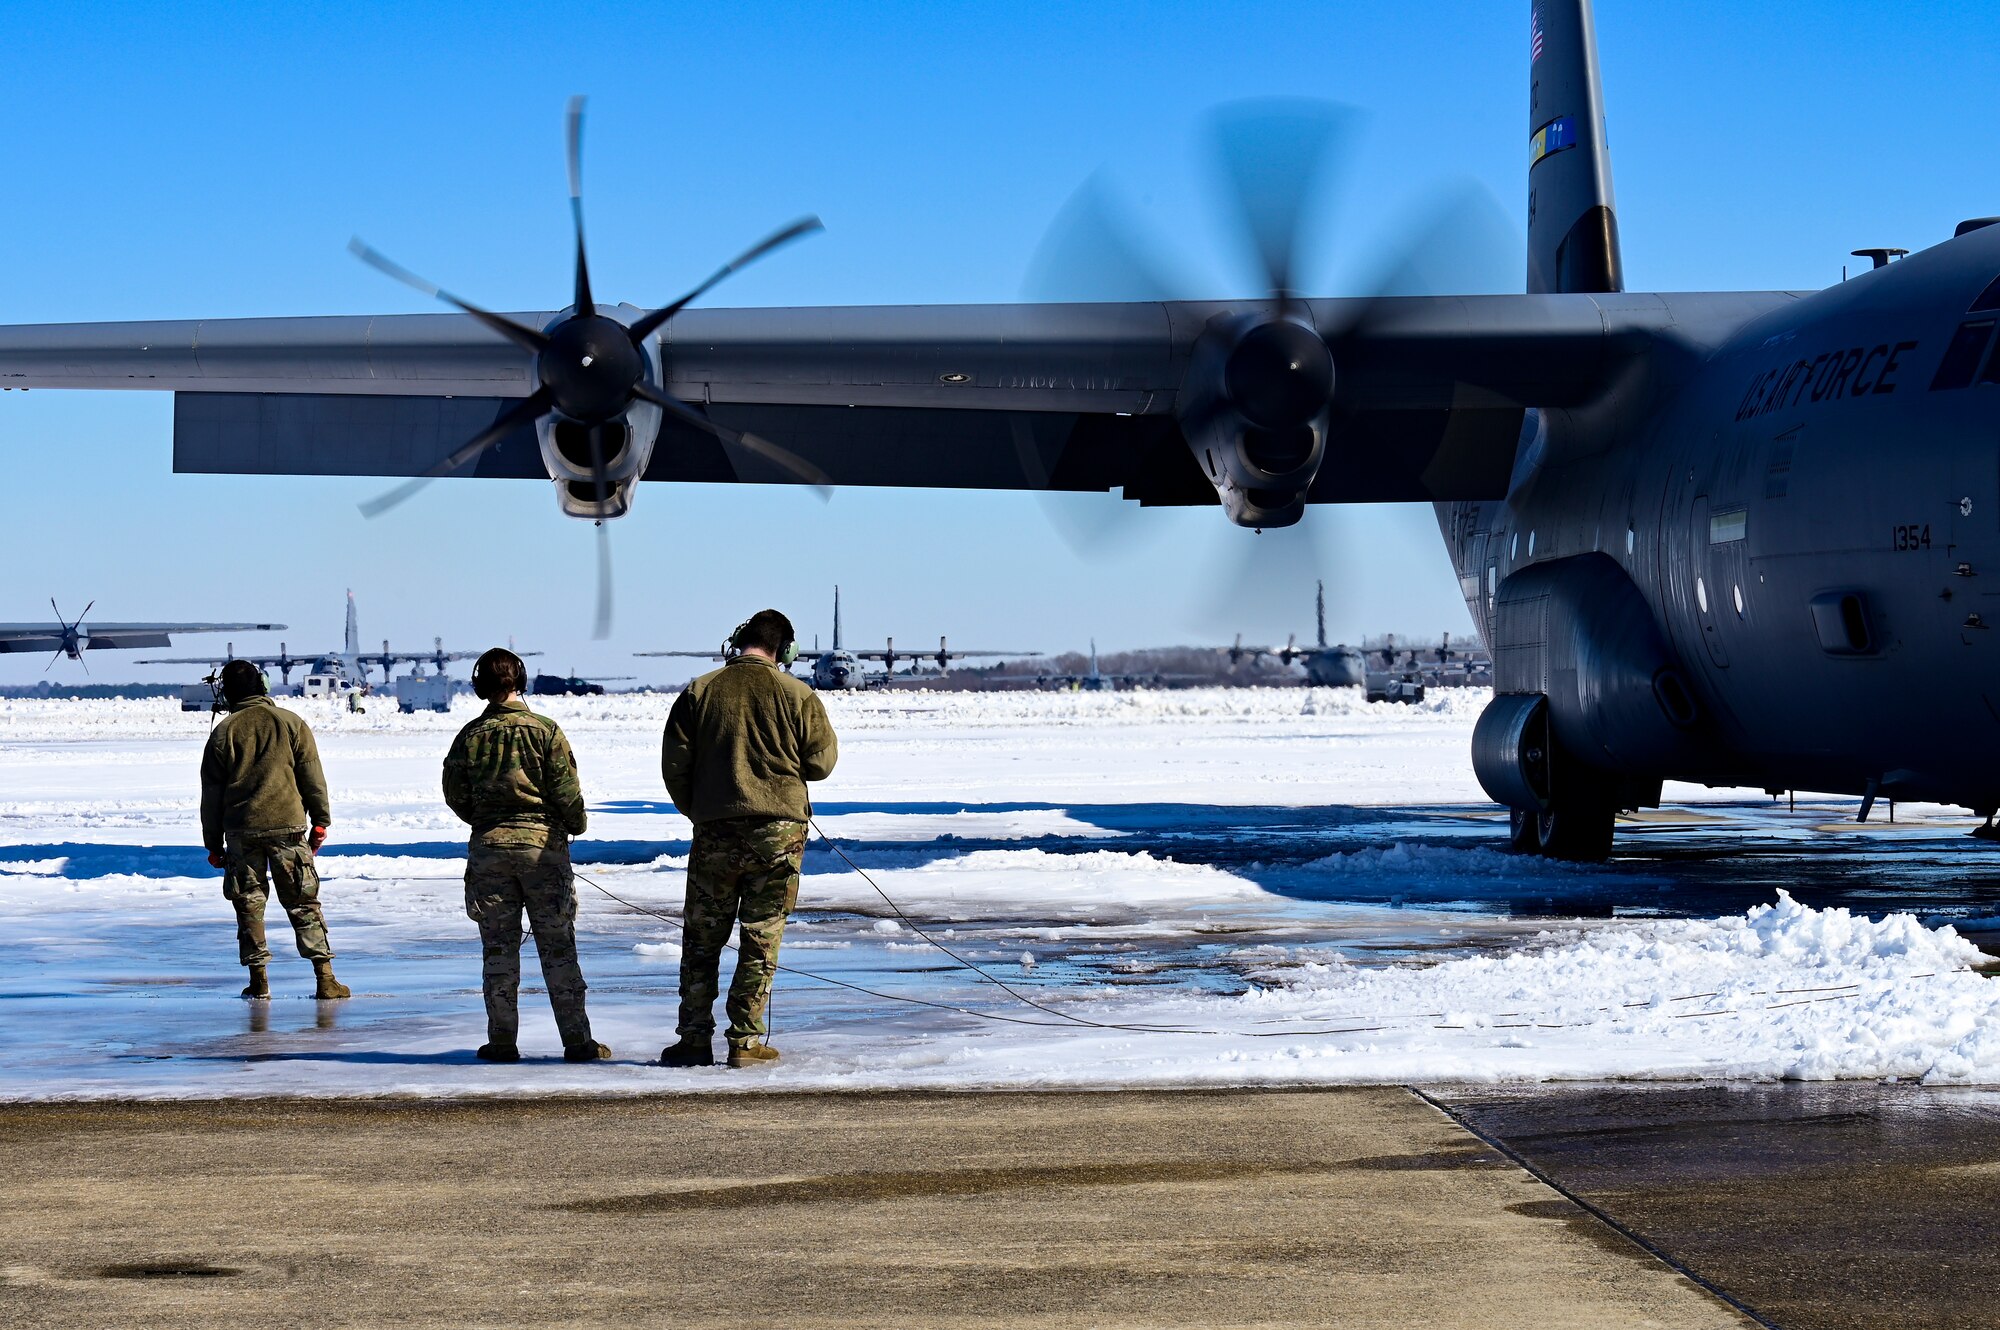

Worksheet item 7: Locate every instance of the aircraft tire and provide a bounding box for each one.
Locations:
[1535,797,1616,862]
[1506,806,1543,854]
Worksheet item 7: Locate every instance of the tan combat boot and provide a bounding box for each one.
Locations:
[312,960,351,1000]
[241,964,269,1000]
[727,1042,780,1068]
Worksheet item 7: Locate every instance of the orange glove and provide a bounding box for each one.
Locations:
[207,852,227,869]
[309,826,329,854]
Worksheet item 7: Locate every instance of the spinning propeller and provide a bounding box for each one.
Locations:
[1025,98,1511,636]
[45,598,94,674]
[352,97,830,638]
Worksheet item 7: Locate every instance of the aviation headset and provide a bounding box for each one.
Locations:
[730,613,798,666]
[218,658,269,705]
[471,648,528,701]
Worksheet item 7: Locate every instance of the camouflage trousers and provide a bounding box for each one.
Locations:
[678,817,807,1048]
[222,829,332,967]
[464,829,593,1047]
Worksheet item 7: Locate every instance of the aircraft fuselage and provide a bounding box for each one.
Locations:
[1443,225,2000,814]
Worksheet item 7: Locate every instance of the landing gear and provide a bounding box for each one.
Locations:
[1507,806,1542,853]
[1975,810,2000,842]
[1535,796,1617,862]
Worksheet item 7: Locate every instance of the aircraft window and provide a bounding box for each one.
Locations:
[1709,509,1748,543]
[1696,577,1708,614]
[1626,527,1635,555]
[1487,566,1496,594]
[1733,584,1746,616]
[1528,530,1536,556]
[1510,532,1518,560]
[1972,276,2000,312]
[1930,319,1994,390]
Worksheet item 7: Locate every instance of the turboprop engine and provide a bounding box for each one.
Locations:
[1179,312,1335,528]
[348,96,826,637]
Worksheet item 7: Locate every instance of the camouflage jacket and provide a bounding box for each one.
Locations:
[661,655,838,825]
[199,695,332,854]
[442,700,587,837]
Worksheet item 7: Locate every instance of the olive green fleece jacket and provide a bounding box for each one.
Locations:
[442,699,588,837]
[661,655,838,824]
[199,695,332,854]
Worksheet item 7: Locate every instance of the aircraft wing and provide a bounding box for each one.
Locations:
[0,292,1794,504]
[851,649,1030,661]
[363,650,535,665]
[137,652,318,668]
[0,621,284,653]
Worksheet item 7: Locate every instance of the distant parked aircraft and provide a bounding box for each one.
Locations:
[639,586,1027,691]
[0,600,284,673]
[142,589,532,693]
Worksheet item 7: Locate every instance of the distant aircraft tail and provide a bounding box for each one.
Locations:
[1527,0,1622,294]
[832,585,843,651]
[1315,580,1327,650]
[344,589,359,658]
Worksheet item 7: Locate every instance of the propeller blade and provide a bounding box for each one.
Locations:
[43,647,61,674]
[1022,171,1187,304]
[76,599,94,625]
[358,388,553,518]
[632,382,834,500]
[1207,99,1357,309]
[1325,179,1518,341]
[586,422,614,640]
[349,239,549,354]
[566,95,594,315]
[627,216,825,342]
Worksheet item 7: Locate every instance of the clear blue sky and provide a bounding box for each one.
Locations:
[3,1,1995,683]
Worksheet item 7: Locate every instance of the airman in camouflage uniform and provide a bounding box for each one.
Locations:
[443,648,608,1064]
[659,609,837,1069]
[200,659,349,1001]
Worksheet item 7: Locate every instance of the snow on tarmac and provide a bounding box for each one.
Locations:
[2,690,1998,1098]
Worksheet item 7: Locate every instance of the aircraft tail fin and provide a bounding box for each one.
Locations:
[1315,580,1327,649]
[1527,0,1622,294]
[344,589,359,658]
[832,585,842,651]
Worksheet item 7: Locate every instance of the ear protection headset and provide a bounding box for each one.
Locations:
[472,648,526,701]
[730,616,798,665]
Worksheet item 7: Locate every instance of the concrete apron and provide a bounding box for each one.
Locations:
[0,1088,1751,1329]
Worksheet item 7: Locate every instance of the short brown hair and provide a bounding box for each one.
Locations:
[472,648,527,701]
[733,609,794,657]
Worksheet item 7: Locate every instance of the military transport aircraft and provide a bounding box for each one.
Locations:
[640,586,1025,691]
[143,590,528,693]
[0,601,283,672]
[1229,581,1367,687]
[7,0,2000,859]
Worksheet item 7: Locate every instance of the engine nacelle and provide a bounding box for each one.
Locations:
[1178,313,1334,528]
[536,303,664,520]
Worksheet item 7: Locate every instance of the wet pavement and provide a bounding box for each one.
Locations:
[1439,1082,2000,1330]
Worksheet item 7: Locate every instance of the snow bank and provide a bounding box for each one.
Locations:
[794,890,1999,1089]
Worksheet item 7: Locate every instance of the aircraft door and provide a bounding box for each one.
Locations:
[1688,497,1731,668]
[1947,430,2000,637]
[1656,459,1711,675]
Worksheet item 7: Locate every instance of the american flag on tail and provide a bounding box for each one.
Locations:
[1531,4,1544,62]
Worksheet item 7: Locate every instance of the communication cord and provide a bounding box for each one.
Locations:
[574,826,1970,1043]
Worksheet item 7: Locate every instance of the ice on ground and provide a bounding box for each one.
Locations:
[2,695,1997,1098]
